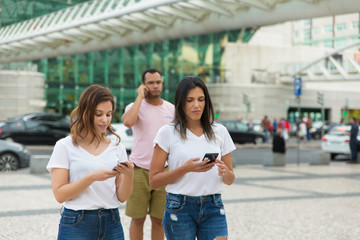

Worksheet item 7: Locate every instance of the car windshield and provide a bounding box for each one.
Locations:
[312,121,323,129]
[327,126,350,136]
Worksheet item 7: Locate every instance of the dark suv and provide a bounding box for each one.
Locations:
[0,120,69,145]
[12,112,70,132]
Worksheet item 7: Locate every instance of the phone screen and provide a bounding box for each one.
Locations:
[202,153,219,164]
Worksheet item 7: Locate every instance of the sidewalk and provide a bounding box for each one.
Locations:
[236,137,321,149]
[1,162,359,240]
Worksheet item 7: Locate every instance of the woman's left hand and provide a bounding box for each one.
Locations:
[113,161,134,177]
[215,159,230,177]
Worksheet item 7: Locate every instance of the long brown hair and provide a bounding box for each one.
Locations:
[173,76,215,141]
[70,84,120,146]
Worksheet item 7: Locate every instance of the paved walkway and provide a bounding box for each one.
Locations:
[1,162,359,240]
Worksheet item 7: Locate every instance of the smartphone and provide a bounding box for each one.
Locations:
[202,153,219,164]
[113,162,128,170]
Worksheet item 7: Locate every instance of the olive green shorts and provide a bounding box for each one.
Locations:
[125,166,168,219]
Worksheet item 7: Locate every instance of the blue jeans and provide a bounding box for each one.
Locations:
[162,193,228,240]
[58,207,124,240]
[264,129,269,142]
[350,140,358,161]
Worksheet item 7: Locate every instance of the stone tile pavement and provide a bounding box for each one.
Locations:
[1,162,359,240]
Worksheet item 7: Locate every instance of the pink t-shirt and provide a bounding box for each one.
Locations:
[125,99,174,169]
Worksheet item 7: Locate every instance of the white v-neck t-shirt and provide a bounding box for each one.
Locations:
[153,122,236,196]
[46,136,128,210]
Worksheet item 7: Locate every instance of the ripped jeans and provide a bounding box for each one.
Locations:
[162,193,228,240]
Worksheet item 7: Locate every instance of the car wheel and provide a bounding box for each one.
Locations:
[330,153,337,160]
[0,152,20,171]
[254,136,264,145]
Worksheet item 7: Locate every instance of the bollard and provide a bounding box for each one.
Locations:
[30,155,50,174]
[263,152,286,167]
[309,152,330,165]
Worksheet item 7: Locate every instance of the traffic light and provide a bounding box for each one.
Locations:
[317,92,324,105]
[214,111,220,119]
[343,105,348,117]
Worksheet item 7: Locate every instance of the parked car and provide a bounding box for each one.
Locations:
[309,121,337,140]
[0,120,69,145]
[0,139,31,171]
[321,125,360,160]
[219,120,265,145]
[107,123,134,152]
[11,112,70,132]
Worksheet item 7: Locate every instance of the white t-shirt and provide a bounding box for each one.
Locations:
[153,122,236,196]
[46,136,128,210]
[125,99,174,169]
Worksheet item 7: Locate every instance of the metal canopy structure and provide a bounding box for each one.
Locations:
[0,0,359,63]
[280,40,360,82]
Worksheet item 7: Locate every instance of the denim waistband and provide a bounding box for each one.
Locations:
[63,207,119,215]
[167,193,221,203]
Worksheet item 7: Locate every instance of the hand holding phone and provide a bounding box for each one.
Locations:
[202,153,219,164]
[113,162,128,170]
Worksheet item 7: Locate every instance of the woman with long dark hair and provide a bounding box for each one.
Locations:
[149,76,236,239]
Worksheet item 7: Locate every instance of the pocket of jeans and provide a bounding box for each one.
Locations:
[166,197,184,211]
[112,210,121,224]
[60,211,81,225]
[213,196,224,208]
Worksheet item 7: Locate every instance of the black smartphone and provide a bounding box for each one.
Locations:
[113,162,128,170]
[202,153,219,164]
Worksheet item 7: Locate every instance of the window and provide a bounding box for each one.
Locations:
[353,21,359,29]
[336,23,346,31]
[324,40,333,48]
[235,122,249,131]
[336,39,347,48]
[304,19,311,26]
[312,27,320,35]
[304,29,311,40]
[324,25,333,33]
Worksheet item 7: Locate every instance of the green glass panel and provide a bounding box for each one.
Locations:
[0,0,89,27]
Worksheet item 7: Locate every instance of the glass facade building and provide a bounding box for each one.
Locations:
[0,0,255,121]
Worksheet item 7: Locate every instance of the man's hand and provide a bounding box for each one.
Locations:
[137,84,148,99]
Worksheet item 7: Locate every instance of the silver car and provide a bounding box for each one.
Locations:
[0,140,31,171]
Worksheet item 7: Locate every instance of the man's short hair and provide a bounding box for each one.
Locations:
[141,68,162,83]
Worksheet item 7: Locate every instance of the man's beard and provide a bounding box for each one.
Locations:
[147,92,161,99]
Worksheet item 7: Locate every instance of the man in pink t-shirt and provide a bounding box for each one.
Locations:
[121,68,174,240]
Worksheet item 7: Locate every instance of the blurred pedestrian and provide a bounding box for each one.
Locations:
[278,118,289,141]
[47,84,134,240]
[306,116,312,140]
[149,76,236,239]
[121,68,174,240]
[273,129,286,154]
[298,118,307,140]
[272,118,278,135]
[347,117,358,164]
[261,115,271,142]
[285,118,291,138]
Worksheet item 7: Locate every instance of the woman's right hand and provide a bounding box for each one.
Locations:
[90,169,118,181]
[183,157,215,173]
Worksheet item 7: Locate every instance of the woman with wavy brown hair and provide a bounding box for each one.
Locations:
[47,84,134,240]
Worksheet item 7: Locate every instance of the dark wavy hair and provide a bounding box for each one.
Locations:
[70,84,120,146]
[173,76,215,140]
